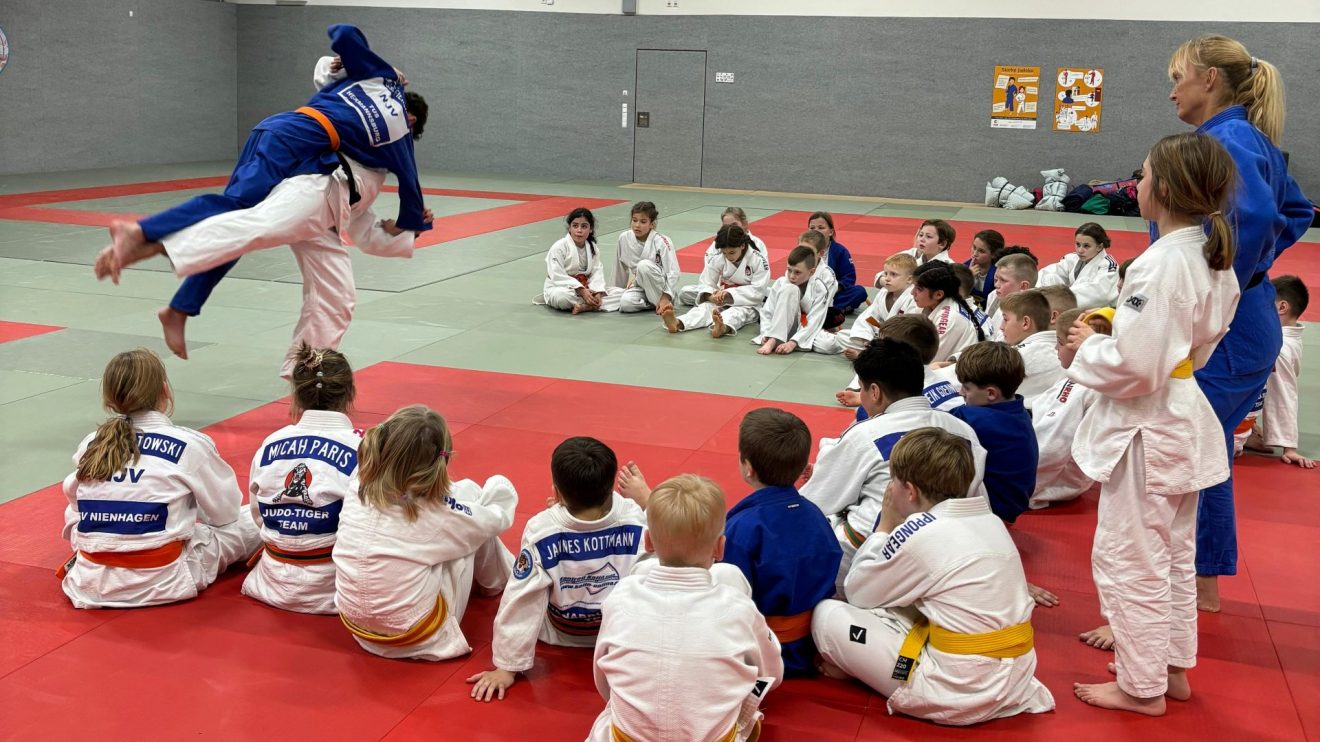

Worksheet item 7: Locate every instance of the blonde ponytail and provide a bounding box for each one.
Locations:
[76,349,170,481]
[1168,35,1287,145]
[1147,133,1237,272]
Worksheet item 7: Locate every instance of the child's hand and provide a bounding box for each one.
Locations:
[466,669,517,702]
[877,491,903,535]
[774,340,798,355]
[1064,318,1095,350]
[709,289,729,305]
[1027,582,1060,608]
[329,56,343,73]
[1281,448,1316,469]
[843,348,860,360]
[380,219,405,236]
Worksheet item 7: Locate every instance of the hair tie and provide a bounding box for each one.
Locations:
[316,370,324,378]
[120,414,132,422]
[1250,56,1259,71]
[315,382,323,389]
[1209,210,1223,218]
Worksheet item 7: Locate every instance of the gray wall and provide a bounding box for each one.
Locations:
[235,9,1320,203]
[0,0,237,175]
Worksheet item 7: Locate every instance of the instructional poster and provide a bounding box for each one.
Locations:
[991,66,1039,130]
[1054,68,1103,133]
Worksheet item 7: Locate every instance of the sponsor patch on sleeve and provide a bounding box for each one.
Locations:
[513,548,534,580]
[1123,293,1148,312]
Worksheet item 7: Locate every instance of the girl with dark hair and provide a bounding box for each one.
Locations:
[912,263,985,362]
[663,224,770,335]
[965,229,1004,308]
[536,208,611,314]
[1038,223,1120,309]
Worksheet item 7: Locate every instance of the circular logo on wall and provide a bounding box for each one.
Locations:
[0,27,9,75]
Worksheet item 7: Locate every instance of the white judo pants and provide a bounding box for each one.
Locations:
[242,551,338,615]
[753,283,802,345]
[353,536,514,661]
[159,175,357,377]
[677,284,704,306]
[1093,432,1198,698]
[63,518,261,609]
[542,287,620,313]
[675,302,751,332]
[612,259,672,313]
[811,598,915,698]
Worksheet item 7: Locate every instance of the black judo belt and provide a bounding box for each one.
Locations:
[335,152,362,206]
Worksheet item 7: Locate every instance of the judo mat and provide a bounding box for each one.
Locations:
[0,362,1316,741]
[0,168,1317,741]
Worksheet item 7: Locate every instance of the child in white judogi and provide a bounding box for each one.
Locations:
[835,316,965,415]
[714,246,836,355]
[608,201,680,315]
[912,263,985,362]
[663,224,770,335]
[900,219,958,267]
[1242,275,1313,468]
[820,253,917,357]
[242,345,360,614]
[986,253,1039,341]
[798,228,839,304]
[588,475,783,742]
[677,207,769,306]
[60,349,260,609]
[1030,308,1110,509]
[999,290,1065,409]
[1065,134,1240,715]
[812,428,1055,725]
[334,405,516,661]
[802,338,986,589]
[536,208,611,313]
[1038,222,1120,309]
[467,438,646,702]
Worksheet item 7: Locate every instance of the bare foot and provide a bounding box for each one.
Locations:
[655,297,673,316]
[1242,431,1271,454]
[661,307,679,333]
[93,246,120,283]
[1073,681,1166,716]
[1027,582,1059,607]
[572,301,598,315]
[835,389,861,407]
[156,307,189,360]
[711,311,730,338]
[1079,624,1114,651]
[616,461,652,508]
[107,220,162,275]
[757,338,779,356]
[1196,575,1221,613]
[842,348,860,360]
[1105,663,1191,701]
[817,657,851,680]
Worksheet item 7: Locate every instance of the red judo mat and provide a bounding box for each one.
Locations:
[0,363,1316,741]
[677,210,1320,320]
[0,321,62,345]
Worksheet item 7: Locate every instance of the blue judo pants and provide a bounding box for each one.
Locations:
[139,128,334,316]
[832,285,869,315]
[1193,279,1281,577]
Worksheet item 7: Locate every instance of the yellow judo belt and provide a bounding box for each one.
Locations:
[1170,357,1194,379]
[612,721,749,742]
[891,619,1034,683]
[340,593,448,647]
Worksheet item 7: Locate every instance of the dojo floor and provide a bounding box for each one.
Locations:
[0,164,1317,741]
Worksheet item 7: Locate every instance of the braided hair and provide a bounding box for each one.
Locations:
[914,263,986,341]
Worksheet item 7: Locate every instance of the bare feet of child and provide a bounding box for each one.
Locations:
[1196,575,1221,612]
[661,307,680,333]
[757,338,779,356]
[835,389,861,407]
[655,296,673,316]
[817,657,850,680]
[1079,624,1114,650]
[616,461,652,507]
[843,348,860,360]
[1073,681,1166,716]
[156,307,189,359]
[1105,662,1191,701]
[711,311,730,338]
[97,220,162,283]
[1027,582,1059,607]
[1281,448,1316,468]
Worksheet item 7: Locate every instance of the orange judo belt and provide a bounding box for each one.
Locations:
[295,106,340,151]
[57,540,185,578]
[340,593,448,647]
[766,610,813,643]
[246,542,335,568]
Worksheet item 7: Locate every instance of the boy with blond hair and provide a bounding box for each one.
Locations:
[999,290,1065,407]
[987,252,1039,338]
[823,253,918,357]
[1037,284,1079,328]
[812,428,1055,725]
[588,475,783,742]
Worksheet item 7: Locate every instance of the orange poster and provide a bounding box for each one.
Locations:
[1054,68,1103,133]
[991,66,1039,130]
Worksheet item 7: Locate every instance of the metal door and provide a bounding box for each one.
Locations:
[633,50,706,186]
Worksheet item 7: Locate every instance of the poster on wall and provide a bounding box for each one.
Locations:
[1054,68,1103,133]
[0,26,9,75]
[991,66,1039,130]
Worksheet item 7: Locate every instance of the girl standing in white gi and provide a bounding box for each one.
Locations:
[911,263,985,362]
[608,201,679,315]
[536,208,609,314]
[60,349,260,609]
[242,344,359,614]
[1038,223,1121,309]
[334,405,517,661]
[1065,133,1241,715]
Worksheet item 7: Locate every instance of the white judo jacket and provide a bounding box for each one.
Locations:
[695,244,772,307]
[927,297,980,362]
[1030,378,1098,508]
[1067,226,1240,494]
[1038,249,1120,309]
[611,230,679,296]
[1260,324,1304,448]
[492,494,646,672]
[588,565,783,742]
[1014,330,1066,410]
[844,497,1055,725]
[542,235,607,297]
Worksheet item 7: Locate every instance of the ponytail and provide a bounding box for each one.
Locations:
[1239,58,1285,145]
[77,416,140,482]
[913,263,985,341]
[288,342,355,417]
[1204,212,1235,272]
[1147,132,1237,272]
[1170,35,1287,145]
[76,348,170,482]
[954,294,987,342]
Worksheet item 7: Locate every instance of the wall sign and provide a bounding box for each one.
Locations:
[991,66,1039,130]
[1054,68,1103,133]
[0,26,9,75]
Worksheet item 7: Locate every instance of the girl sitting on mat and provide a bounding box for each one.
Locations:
[60,348,260,609]
[242,343,361,614]
[536,207,611,314]
[333,405,518,660]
